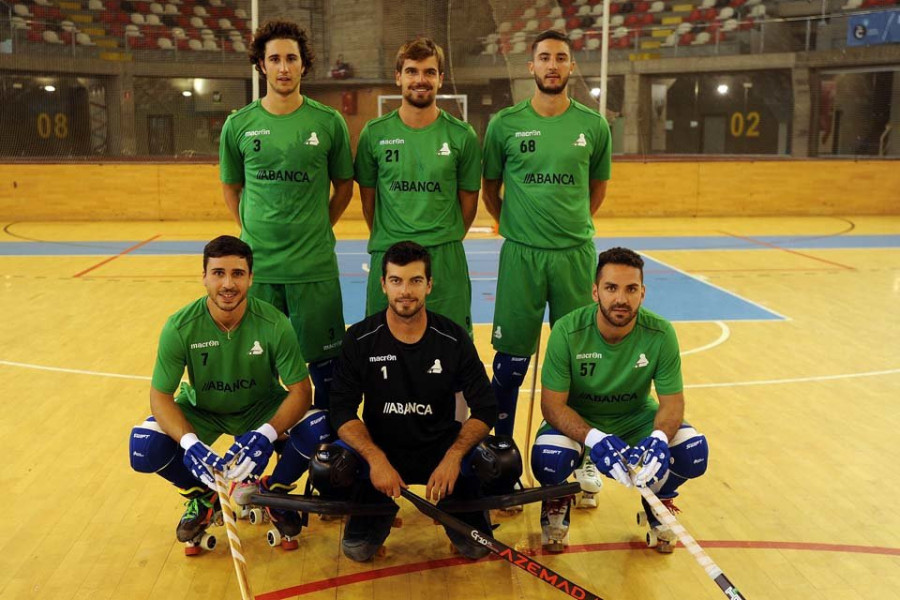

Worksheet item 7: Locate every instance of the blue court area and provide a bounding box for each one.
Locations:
[9,233,896,324]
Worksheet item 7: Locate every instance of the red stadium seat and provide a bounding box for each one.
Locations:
[27,30,42,42]
[688,9,702,21]
[564,6,577,17]
[610,4,621,14]
[625,14,640,26]
[730,0,746,6]
[540,18,553,29]
[704,8,717,20]
[739,18,755,30]
[572,37,585,51]
[567,16,581,29]
[642,13,654,25]
[679,32,695,44]
[636,1,650,12]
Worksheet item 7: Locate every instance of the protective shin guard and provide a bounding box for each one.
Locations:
[531,430,582,487]
[491,353,530,437]
[270,408,333,487]
[308,359,335,410]
[130,417,199,490]
[653,426,709,499]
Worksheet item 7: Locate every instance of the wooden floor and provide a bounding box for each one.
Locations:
[1,215,899,600]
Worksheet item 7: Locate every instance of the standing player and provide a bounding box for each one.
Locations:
[321,242,519,561]
[220,20,354,410]
[355,37,481,336]
[482,29,611,500]
[128,236,332,551]
[531,247,709,552]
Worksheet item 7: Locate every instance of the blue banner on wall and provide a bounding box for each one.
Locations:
[847,9,900,47]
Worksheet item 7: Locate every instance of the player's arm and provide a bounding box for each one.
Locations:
[328,178,354,226]
[458,189,479,233]
[359,185,376,231]
[337,419,407,498]
[541,387,592,444]
[481,178,503,222]
[653,391,684,444]
[222,183,243,228]
[427,417,489,501]
[589,179,608,216]
[150,386,195,441]
[267,378,312,437]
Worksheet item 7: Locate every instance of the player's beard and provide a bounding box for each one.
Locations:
[403,86,435,109]
[212,289,246,313]
[598,299,638,328]
[388,295,425,320]
[534,71,569,95]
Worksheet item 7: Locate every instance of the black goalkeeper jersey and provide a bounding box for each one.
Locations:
[330,310,497,482]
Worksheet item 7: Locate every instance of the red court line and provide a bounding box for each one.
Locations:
[719,231,856,271]
[255,540,900,600]
[72,235,161,278]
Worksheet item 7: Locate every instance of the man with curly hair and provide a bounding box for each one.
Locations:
[220,20,353,414]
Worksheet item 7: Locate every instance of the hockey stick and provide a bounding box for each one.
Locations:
[523,332,541,488]
[401,488,606,600]
[213,471,253,600]
[438,482,580,513]
[618,452,747,600]
[249,491,399,516]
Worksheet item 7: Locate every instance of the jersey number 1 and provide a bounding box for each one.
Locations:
[381,365,388,380]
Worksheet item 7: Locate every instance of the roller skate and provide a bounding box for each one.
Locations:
[573,456,602,508]
[636,497,679,554]
[228,478,269,524]
[259,476,302,550]
[176,489,222,556]
[540,495,573,553]
[498,479,525,515]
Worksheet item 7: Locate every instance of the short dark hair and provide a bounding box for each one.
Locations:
[595,247,644,282]
[531,29,570,55]
[203,235,253,273]
[395,37,445,74]
[382,241,432,280]
[249,20,314,76]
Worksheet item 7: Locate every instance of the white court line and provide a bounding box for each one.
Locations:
[0,359,151,381]
[639,251,791,322]
[680,321,730,356]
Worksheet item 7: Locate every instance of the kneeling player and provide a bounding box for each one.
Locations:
[128,236,332,552]
[531,247,709,552]
[327,241,509,561]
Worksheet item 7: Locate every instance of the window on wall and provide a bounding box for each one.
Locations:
[816,68,898,157]
[649,71,793,155]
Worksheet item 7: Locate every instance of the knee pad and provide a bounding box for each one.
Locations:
[668,426,709,480]
[531,431,582,486]
[129,416,179,473]
[491,353,531,389]
[309,443,360,495]
[469,435,523,493]
[287,408,333,459]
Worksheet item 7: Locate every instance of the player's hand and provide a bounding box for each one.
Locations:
[426,454,461,502]
[369,456,407,498]
[587,431,633,488]
[180,433,227,490]
[223,424,277,481]
[625,430,670,487]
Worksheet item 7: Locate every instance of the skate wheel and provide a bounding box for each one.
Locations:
[636,511,647,526]
[375,545,387,558]
[392,517,402,528]
[184,543,201,556]
[200,533,216,551]
[267,529,282,547]
[544,541,565,554]
[249,508,263,525]
[237,506,250,520]
[656,539,675,554]
[281,537,299,551]
[646,529,658,548]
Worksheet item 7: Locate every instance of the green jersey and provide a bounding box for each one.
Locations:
[355,110,482,252]
[482,99,611,249]
[152,296,309,415]
[541,304,683,443]
[219,97,354,283]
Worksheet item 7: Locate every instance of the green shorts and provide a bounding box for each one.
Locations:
[249,279,345,363]
[175,387,283,445]
[492,240,595,357]
[366,241,473,337]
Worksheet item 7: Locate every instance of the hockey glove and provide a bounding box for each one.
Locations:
[626,430,670,487]
[224,423,277,481]
[180,433,227,490]
[586,429,633,488]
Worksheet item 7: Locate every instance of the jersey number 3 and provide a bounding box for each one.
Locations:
[253,139,261,152]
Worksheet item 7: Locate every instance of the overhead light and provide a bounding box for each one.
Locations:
[590,87,601,98]
[182,90,192,97]
[716,84,729,95]
[44,85,56,92]
[12,82,23,89]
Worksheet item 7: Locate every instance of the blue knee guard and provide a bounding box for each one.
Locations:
[491,353,530,437]
[308,359,334,410]
[270,408,334,486]
[129,416,198,490]
[653,425,709,499]
[531,428,583,486]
